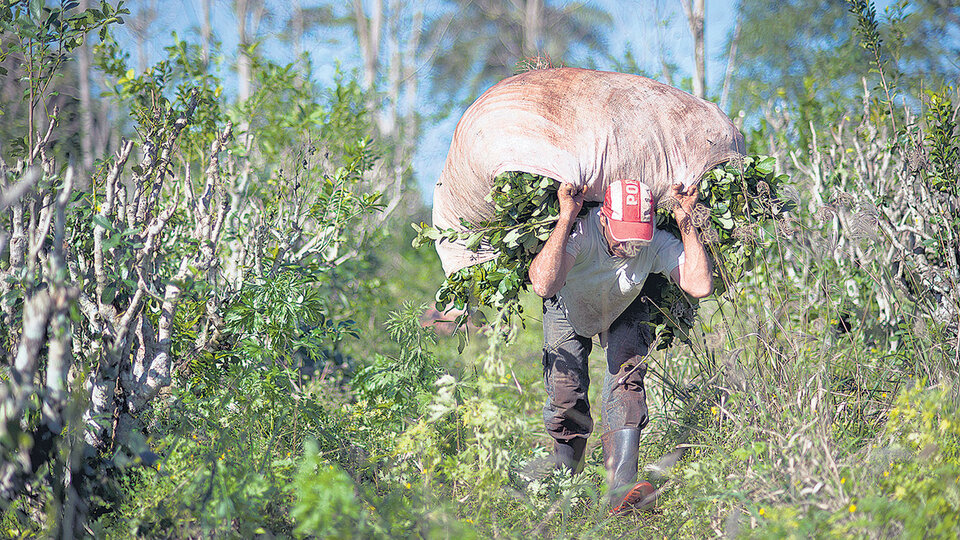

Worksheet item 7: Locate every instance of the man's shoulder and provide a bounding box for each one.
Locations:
[651,226,682,247]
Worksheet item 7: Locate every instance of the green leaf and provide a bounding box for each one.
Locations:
[502,229,521,246]
[92,214,113,230]
[756,156,776,175]
[101,286,116,304]
[29,0,42,21]
[103,233,122,250]
[715,214,734,229]
[464,231,484,251]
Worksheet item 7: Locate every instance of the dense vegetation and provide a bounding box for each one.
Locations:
[1,0,959,538]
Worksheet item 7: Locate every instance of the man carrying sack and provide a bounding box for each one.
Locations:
[527,179,713,513]
[430,67,743,513]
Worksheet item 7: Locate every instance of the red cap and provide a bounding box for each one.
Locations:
[602,179,654,243]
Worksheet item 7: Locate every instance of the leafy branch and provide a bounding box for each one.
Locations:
[848,0,899,135]
[0,0,128,156]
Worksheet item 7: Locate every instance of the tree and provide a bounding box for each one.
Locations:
[234,0,267,105]
[725,0,959,128]
[286,0,424,225]
[679,0,705,98]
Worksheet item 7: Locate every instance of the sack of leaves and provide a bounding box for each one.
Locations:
[429,67,746,277]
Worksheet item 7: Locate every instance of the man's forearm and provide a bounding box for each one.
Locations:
[676,217,713,298]
[528,216,575,298]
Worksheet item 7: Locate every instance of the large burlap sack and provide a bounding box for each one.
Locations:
[432,67,745,276]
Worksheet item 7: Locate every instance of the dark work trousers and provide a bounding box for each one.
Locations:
[541,276,665,442]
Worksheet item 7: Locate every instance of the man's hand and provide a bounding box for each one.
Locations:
[666,182,713,298]
[668,183,698,226]
[558,183,584,222]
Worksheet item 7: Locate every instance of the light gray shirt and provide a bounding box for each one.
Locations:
[558,208,685,337]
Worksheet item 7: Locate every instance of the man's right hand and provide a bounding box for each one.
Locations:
[558,184,584,222]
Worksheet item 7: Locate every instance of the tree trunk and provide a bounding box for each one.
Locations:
[402,6,423,145]
[384,0,401,137]
[720,14,742,112]
[523,0,543,56]
[353,0,383,91]
[235,0,265,105]
[292,0,304,56]
[201,0,212,68]
[77,0,94,176]
[680,0,705,98]
[236,0,252,104]
[655,0,674,86]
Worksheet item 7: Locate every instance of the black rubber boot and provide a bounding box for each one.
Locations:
[601,427,657,513]
[553,437,588,475]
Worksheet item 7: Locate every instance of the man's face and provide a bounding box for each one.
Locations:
[600,215,645,258]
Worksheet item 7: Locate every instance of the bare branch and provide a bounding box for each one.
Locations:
[0,168,40,211]
[28,107,59,163]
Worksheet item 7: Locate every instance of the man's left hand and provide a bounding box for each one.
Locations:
[668,183,698,224]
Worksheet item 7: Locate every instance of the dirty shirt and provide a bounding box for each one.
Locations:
[558,208,685,338]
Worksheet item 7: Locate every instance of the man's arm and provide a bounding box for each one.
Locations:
[667,183,713,298]
[528,184,582,298]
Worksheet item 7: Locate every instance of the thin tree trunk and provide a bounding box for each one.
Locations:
[523,0,543,56]
[353,0,383,90]
[402,6,423,144]
[384,0,401,137]
[235,0,265,104]
[237,0,252,104]
[202,0,211,68]
[720,14,742,111]
[655,0,674,86]
[77,0,94,176]
[680,0,705,98]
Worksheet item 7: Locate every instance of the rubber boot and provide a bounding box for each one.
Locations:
[553,437,587,475]
[601,427,657,514]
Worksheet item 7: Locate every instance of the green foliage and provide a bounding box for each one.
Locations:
[924,89,959,194]
[352,304,442,422]
[95,31,224,151]
[848,0,885,69]
[728,0,957,143]
[391,316,537,514]
[682,155,794,283]
[3,1,958,538]
[292,440,368,538]
[100,363,321,537]
[413,171,563,320]
[852,385,960,536]
[225,270,358,368]
[0,0,127,156]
